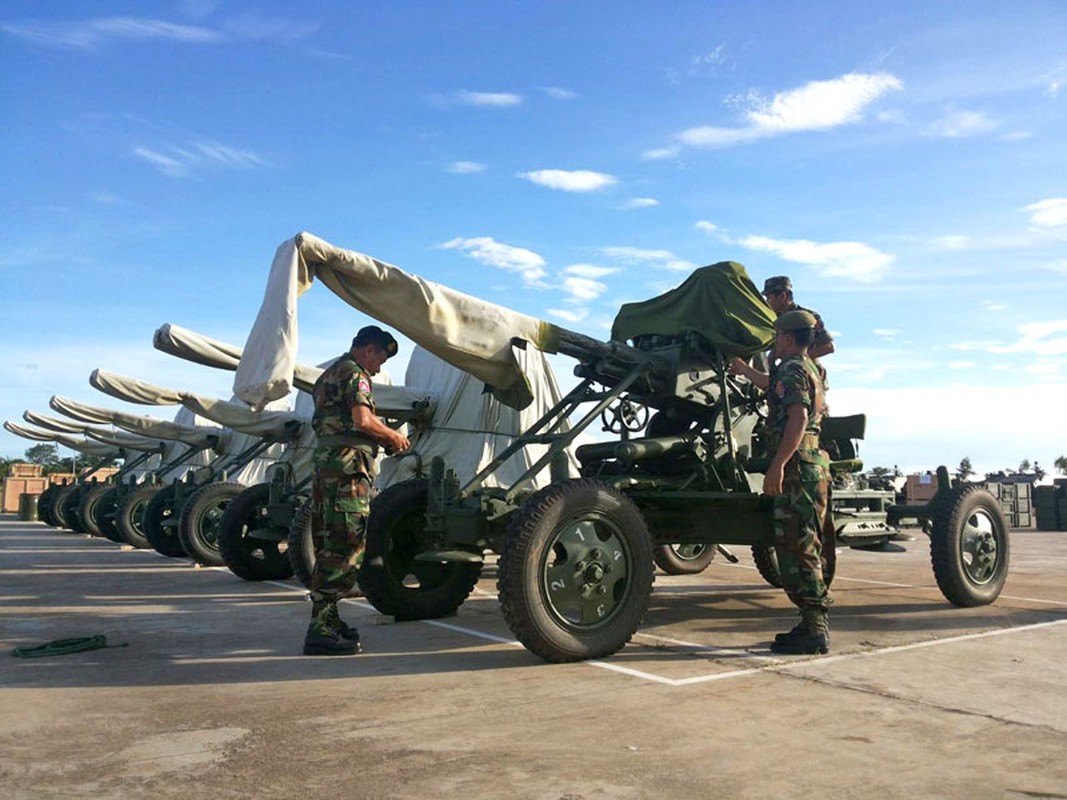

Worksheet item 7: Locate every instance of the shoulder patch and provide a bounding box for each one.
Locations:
[357,376,371,394]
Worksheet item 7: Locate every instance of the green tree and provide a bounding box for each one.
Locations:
[957,457,973,480]
[1056,455,1067,475]
[24,443,59,467]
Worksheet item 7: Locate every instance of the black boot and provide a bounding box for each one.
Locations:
[326,604,362,644]
[771,609,829,655]
[304,601,361,656]
[774,614,831,646]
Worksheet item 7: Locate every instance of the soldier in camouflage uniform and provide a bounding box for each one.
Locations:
[730,309,832,654]
[762,276,834,360]
[303,325,410,656]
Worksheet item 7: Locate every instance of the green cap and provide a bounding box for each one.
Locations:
[763,275,792,294]
[775,309,817,331]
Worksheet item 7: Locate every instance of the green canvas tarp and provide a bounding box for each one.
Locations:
[610,261,776,358]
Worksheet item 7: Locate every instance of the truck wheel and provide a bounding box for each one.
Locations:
[51,485,77,530]
[117,484,161,549]
[498,478,654,663]
[78,485,114,540]
[360,480,482,620]
[218,482,295,581]
[287,500,317,589]
[94,487,122,542]
[652,543,716,575]
[931,485,1009,606]
[178,482,244,567]
[143,484,186,557]
[60,487,86,532]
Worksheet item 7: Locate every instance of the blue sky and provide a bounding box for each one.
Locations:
[2,1,1065,475]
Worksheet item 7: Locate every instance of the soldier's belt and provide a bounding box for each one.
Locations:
[316,435,379,455]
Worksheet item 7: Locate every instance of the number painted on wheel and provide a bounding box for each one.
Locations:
[550,578,566,592]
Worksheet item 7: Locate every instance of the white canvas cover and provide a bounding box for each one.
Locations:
[22,410,96,435]
[50,395,222,448]
[154,323,324,393]
[234,233,561,411]
[377,346,578,491]
[3,421,120,458]
[84,428,167,452]
[89,369,186,406]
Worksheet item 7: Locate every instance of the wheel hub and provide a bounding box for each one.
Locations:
[961,510,999,583]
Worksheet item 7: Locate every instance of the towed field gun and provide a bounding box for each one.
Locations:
[233,233,1011,663]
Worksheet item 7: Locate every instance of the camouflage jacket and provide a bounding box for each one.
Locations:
[311,354,379,470]
[767,355,828,467]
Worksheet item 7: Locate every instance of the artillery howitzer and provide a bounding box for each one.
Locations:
[236,233,1011,663]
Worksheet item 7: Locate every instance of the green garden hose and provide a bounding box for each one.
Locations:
[11,635,127,658]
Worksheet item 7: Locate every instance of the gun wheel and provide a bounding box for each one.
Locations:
[930,485,1009,606]
[178,481,244,567]
[361,479,482,620]
[78,484,114,539]
[218,482,295,581]
[287,499,317,589]
[498,478,654,663]
[94,486,123,542]
[652,543,716,575]
[117,484,160,549]
[37,485,59,527]
[143,484,186,558]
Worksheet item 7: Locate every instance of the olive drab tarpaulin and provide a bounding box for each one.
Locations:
[233,233,560,411]
[610,261,776,357]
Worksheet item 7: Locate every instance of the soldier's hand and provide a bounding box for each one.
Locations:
[389,432,411,454]
[762,464,784,497]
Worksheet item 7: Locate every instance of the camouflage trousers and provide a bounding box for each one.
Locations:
[773,459,831,611]
[308,466,372,609]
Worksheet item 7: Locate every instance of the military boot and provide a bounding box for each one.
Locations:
[770,608,829,655]
[303,601,361,656]
[774,614,831,646]
[326,603,362,645]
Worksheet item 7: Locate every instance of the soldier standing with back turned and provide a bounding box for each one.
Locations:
[730,310,833,654]
[303,325,410,657]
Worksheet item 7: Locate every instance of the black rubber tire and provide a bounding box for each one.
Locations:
[37,486,59,527]
[62,487,89,533]
[498,478,655,663]
[652,543,716,575]
[287,500,317,589]
[50,485,78,530]
[177,481,244,567]
[117,484,161,549]
[360,480,482,620]
[218,483,296,581]
[95,486,123,542]
[78,484,114,540]
[143,483,187,557]
[930,485,1009,607]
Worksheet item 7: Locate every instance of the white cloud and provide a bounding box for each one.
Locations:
[518,169,617,192]
[929,109,999,138]
[1,17,223,48]
[600,246,695,272]
[932,235,972,250]
[737,235,894,282]
[671,72,903,150]
[981,301,1008,312]
[1025,198,1067,227]
[623,197,659,209]
[873,329,900,338]
[438,236,546,285]
[564,264,620,280]
[547,307,588,324]
[947,361,975,369]
[132,140,268,177]
[542,87,578,100]
[561,276,607,303]
[641,145,681,160]
[447,161,486,174]
[950,320,1067,357]
[455,90,523,107]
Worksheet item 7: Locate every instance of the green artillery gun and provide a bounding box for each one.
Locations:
[236,234,1011,663]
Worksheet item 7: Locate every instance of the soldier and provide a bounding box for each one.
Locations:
[730,310,832,654]
[303,325,410,656]
[762,276,834,360]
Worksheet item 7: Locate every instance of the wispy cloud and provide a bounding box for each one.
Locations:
[455,90,523,107]
[557,264,620,304]
[929,109,999,138]
[622,197,659,210]
[1,17,222,48]
[447,161,487,174]
[950,320,1067,357]
[697,219,894,282]
[438,236,546,285]
[132,140,270,177]
[600,246,694,272]
[541,86,578,100]
[1025,198,1067,228]
[647,72,902,157]
[518,169,617,192]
